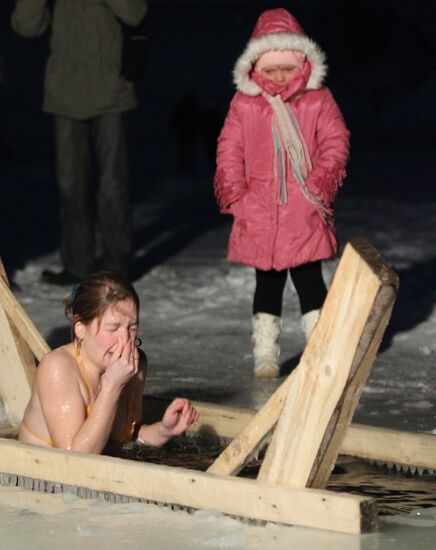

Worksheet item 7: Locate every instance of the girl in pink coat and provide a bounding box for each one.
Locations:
[214,8,350,378]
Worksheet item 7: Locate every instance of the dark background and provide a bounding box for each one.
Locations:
[0,0,435,276]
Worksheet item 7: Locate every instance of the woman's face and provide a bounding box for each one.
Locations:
[79,298,139,369]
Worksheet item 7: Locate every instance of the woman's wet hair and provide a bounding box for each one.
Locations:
[64,271,140,327]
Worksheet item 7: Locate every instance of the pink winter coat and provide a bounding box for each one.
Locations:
[214,9,350,271]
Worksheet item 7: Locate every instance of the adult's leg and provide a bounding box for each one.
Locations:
[253,269,288,316]
[55,115,94,278]
[93,113,132,278]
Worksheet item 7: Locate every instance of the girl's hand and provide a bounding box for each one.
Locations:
[162,398,199,438]
[101,337,139,393]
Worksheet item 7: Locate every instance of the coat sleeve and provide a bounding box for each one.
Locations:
[103,0,147,26]
[304,88,350,207]
[214,95,247,214]
[11,0,51,38]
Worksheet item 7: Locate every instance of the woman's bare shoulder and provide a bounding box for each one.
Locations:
[38,345,78,378]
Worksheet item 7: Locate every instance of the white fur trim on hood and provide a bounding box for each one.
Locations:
[233,32,327,96]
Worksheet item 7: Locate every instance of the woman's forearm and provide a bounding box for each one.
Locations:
[136,422,172,448]
[68,387,122,454]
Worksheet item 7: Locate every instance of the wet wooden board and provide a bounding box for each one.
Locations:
[0,437,377,534]
[112,439,436,517]
[0,269,50,363]
[0,263,37,425]
[259,239,398,488]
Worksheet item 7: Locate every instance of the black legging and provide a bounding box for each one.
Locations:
[253,261,327,317]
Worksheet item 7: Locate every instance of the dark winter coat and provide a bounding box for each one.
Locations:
[11,0,146,120]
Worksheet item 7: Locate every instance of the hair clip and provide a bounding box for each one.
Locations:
[70,283,80,301]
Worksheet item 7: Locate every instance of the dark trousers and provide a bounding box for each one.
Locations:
[54,113,132,278]
[253,261,327,317]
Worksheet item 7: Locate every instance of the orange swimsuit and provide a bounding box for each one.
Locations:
[21,346,136,446]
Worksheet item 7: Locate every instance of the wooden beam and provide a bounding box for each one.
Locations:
[0,265,40,425]
[0,438,377,534]
[343,424,436,472]
[0,305,35,425]
[258,239,398,488]
[0,258,7,282]
[0,276,50,362]
[144,397,436,473]
[206,375,294,475]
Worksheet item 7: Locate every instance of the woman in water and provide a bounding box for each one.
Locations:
[19,271,199,454]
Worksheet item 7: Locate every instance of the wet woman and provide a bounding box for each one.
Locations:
[19,272,199,453]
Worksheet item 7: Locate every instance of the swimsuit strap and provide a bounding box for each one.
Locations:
[21,419,54,447]
[21,345,93,445]
[75,344,93,417]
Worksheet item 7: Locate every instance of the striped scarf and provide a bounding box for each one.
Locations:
[264,93,331,222]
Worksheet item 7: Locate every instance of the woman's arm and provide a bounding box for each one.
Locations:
[39,340,138,454]
[304,88,350,206]
[214,95,248,214]
[111,350,147,442]
[11,0,51,38]
[136,398,199,447]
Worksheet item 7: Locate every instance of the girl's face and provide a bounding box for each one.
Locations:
[255,50,305,86]
[78,298,139,369]
[258,63,302,86]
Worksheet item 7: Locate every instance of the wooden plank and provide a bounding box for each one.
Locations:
[0,265,39,425]
[0,276,50,362]
[343,424,436,472]
[144,397,436,472]
[258,239,398,488]
[0,305,35,425]
[206,375,294,474]
[308,293,397,487]
[304,240,399,487]
[0,438,377,534]
[0,258,7,282]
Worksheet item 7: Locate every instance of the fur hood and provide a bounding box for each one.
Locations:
[233,8,327,96]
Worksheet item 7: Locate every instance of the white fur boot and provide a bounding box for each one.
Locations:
[252,312,281,379]
[302,309,320,342]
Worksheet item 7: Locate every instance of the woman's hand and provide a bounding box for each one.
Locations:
[136,398,199,447]
[101,338,139,394]
[162,398,199,437]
